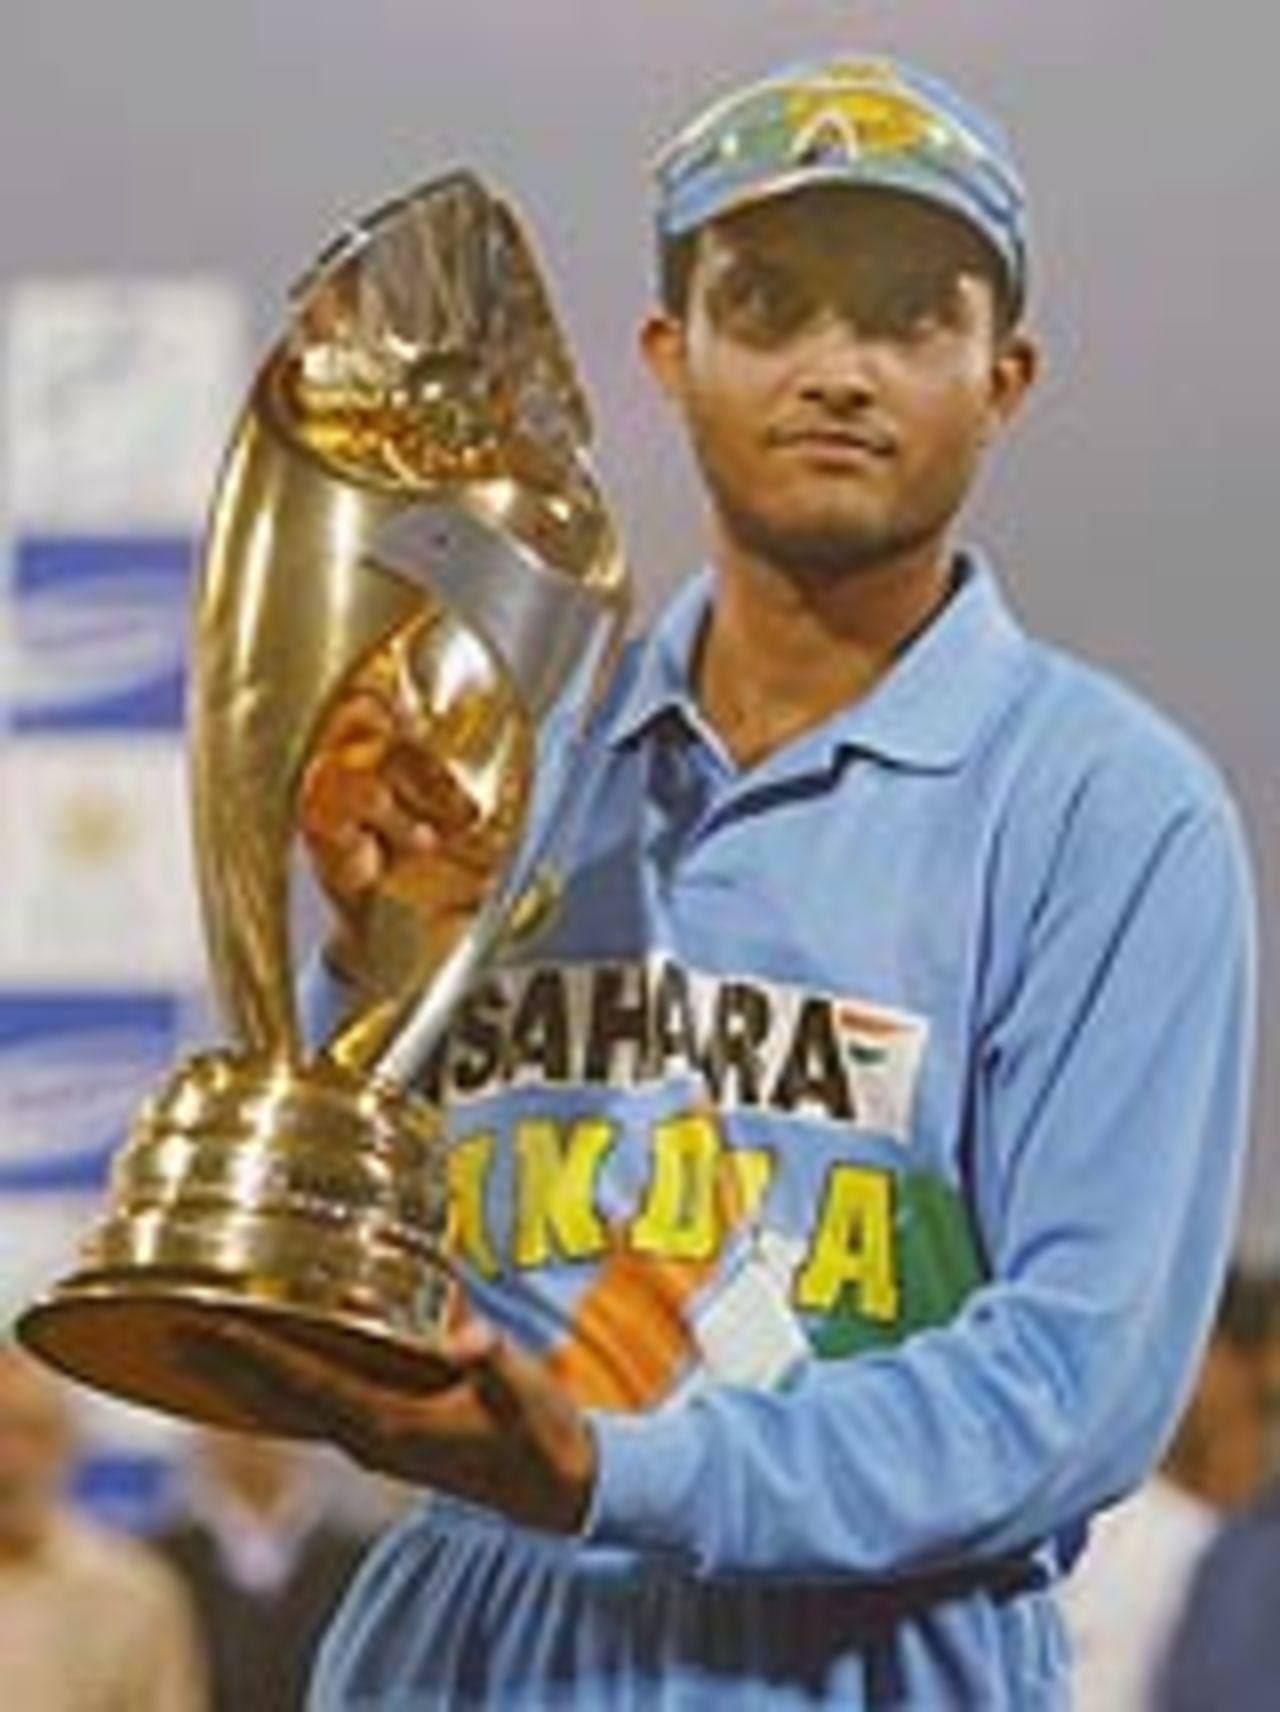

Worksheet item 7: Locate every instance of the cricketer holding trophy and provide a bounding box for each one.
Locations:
[24,50,1260,1711]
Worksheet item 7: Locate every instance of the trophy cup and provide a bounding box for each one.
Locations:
[17,173,628,1435]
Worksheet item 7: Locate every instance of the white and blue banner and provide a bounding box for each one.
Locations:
[1,277,247,1525]
[0,991,182,1195]
[8,533,194,732]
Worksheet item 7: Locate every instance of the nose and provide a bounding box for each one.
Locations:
[794,315,878,414]
[799,371,875,416]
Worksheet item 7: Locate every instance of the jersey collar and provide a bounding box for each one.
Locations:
[603,552,1032,774]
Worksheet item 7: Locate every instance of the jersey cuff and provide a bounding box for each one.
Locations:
[581,1405,705,1559]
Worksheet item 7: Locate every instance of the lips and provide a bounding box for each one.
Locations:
[768,423,896,458]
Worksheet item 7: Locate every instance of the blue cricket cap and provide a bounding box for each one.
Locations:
[654,56,1029,319]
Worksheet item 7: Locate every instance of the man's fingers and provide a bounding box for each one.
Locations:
[369,783,442,859]
[304,769,437,860]
[187,1327,415,1467]
[439,1317,502,1366]
[319,830,384,897]
[177,1329,332,1439]
[443,1324,561,1437]
[186,1325,493,1455]
[302,769,446,918]
[317,687,398,748]
[442,1332,596,1530]
[175,1322,593,1530]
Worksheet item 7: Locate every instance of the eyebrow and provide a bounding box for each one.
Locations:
[713,237,977,292]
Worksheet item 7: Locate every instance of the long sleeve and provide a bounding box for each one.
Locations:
[584,775,1257,1581]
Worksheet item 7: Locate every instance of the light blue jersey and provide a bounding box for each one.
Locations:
[309,557,1255,1709]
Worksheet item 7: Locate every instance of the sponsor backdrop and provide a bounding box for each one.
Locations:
[0,281,246,1522]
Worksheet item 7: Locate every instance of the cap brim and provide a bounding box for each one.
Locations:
[662,158,1024,316]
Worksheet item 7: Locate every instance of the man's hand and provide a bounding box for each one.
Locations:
[187,1319,598,1536]
[298,685,490,981]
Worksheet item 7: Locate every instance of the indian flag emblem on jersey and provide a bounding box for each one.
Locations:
[834,1001,928,1143]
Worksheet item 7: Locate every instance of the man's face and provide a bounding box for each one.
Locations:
[644,187,1036,579]
[0,1352,72,1552]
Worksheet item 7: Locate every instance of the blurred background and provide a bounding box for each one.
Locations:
[0,2,1275,1705]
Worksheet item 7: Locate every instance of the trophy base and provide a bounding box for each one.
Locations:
[16,1049,458,1437]
[18,1278,461,1436]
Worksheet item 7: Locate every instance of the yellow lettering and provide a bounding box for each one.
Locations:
[794,1165,898,1321]
[729,1148,775,1222]
[511,1117,613,1268]
[631,1112,723,1261]
[446,1133,499,1279]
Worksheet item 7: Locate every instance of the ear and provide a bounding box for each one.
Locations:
[987,330,1041,433]
[639,310,688,404]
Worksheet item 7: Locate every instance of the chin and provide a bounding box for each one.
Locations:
[744,519,903,577]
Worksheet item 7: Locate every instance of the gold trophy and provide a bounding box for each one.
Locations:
[17,173,628,1435]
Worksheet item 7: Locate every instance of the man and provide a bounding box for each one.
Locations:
[1159,1266,1276,1511]
[1063,1269,1277,1710]
[0,1342,206,1711]
[151,1431,372,1712]
[232,56,1256,1707]
[1152,1273,1280,1711]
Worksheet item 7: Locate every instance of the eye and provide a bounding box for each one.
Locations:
[871,298,947,343]
[708,263,814,343]
[854,272,967,343]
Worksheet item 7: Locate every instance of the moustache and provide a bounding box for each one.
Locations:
[765,420,897,457]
